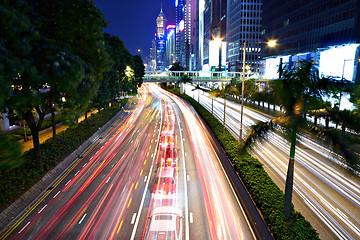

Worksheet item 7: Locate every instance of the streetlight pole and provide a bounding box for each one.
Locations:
[239,42,246,146]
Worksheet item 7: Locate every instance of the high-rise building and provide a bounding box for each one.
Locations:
[156,8,167,71]
[226,0,262,75]
[198,0,228,71]
[175,0,185,65]
[262,0,360,83]
[166,25,176,67]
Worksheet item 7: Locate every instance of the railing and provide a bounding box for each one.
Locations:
[144,71,246,82]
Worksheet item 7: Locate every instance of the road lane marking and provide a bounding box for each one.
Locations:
[135,182,139,190]
[175,107,190,240]
[65,179,71,186]
[185,153,187,157]
[79,213,87,224]
[131,213,137,224]
[53,191,61,199]
[190,212,193,223]
[140,169,143,176]
[144,176,147,182]
[83,162,87,167]
[130,102,163,240]
[106,177,111,183]
[187,175,190,182]
[74,170,80,176]
[38,205,47,214]
[18,222,30,234]
[128,198,132,208]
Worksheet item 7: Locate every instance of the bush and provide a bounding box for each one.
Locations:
[165,87,319,239]
[0,107,120,211]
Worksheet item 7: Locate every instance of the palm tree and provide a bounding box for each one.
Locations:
[245,60,331,218]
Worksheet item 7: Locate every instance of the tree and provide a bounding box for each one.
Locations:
[169,62,185,71]
[1,0,110,170]
[209,84,238,137]
[132,55,145,88]
[245,60,331,218]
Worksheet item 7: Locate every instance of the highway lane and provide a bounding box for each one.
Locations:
[185,84,360,239]
[1,85,163,240]
[153,84,258,240]
[2,83,264,240]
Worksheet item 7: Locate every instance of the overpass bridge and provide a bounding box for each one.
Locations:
[143,71,246,82]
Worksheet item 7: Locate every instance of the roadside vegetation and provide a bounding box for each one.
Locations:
[1,0,144,171]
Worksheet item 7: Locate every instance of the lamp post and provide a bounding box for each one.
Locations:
[239,42,246,145]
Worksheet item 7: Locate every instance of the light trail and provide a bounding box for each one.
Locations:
[186,83,360,239]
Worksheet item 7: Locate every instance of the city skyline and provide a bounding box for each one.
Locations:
[93,0,175,56]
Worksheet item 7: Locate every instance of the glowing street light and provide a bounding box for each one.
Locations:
[267,40,277,47]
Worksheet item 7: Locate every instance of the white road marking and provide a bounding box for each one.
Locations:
[130,103,163,240]
[79,213,87,224]
[65,179,71,186]
[53,191,60,198]
[187,175,190,182]
[144,176,148,182]
[83,162,87,167]
[185,153,187,157]
[131,213,137,224]
[190,212,193,223]
[18,222,31,234]
[38,205,47,214]
[106,177,111,183]
[74,170,80,176]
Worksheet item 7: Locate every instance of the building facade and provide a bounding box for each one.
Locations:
[226,0,263,76]
[262,0,360,83]
[166,25,176,68]
[156,8,167,71]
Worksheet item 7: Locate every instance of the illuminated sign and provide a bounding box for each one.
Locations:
[319,44,359,82]
[167,25,176,30]
[209,41,227,67]
[179,20,184,32]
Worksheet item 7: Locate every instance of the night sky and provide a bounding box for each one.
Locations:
[93,0,175,57]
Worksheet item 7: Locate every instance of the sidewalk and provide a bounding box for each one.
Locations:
[21,109,98,152]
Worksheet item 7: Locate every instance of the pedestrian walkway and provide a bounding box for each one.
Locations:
[21,109,98,153]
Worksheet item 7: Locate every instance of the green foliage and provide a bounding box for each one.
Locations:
[1,0,111,169]
[132,55,145,87]
[0,136,23,170]
[0,107,120,211]
[169,62,185,71]
[165,87,319,239]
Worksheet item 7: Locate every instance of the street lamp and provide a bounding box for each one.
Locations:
[239,42,246,146]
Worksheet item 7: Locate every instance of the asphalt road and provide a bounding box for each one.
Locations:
[1,83,266,240]
[185,84,360,240]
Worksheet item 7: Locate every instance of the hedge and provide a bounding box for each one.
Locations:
[0,107,121,211]
[165,88,319,240]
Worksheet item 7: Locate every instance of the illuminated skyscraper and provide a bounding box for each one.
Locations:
[166,25,176,67]
[156,7,167,71]
[226,0,262,74]
[175,0,185,65]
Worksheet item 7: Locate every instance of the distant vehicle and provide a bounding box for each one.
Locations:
[144,207,183,240]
